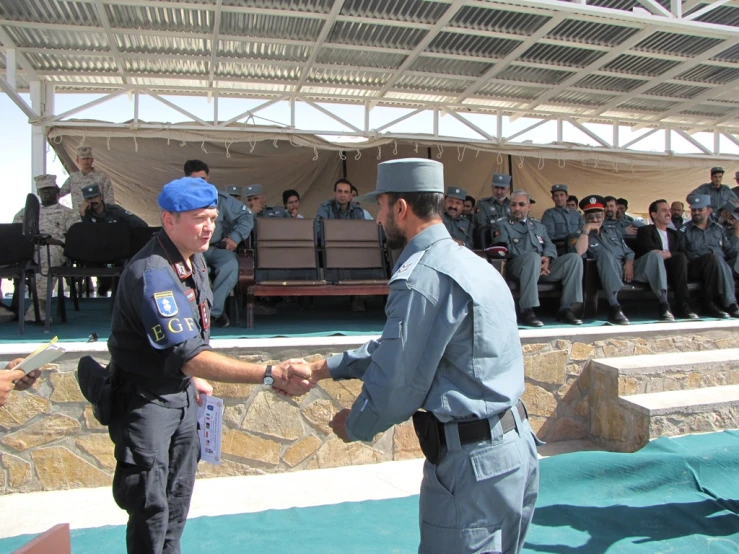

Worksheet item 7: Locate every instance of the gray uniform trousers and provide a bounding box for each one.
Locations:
[203,247,239,318]
[505,252,583,311]
[419,408,539,554]
[109,387,199,554]
[596,251,667,300]
[717,257,737,305]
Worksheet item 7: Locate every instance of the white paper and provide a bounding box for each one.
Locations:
[197,394,224,465]
[14,337,65,375]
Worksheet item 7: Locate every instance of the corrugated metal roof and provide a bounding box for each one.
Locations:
[2,0,739,131]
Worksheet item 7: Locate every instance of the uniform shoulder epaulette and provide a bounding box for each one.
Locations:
[530,217,540,223]
[389,250,425,283]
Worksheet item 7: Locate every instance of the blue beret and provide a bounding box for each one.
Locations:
[158,177,218,213]
[688,194,711,209]
[492,173,511,187]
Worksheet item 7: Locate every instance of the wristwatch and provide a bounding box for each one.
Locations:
[263,365,274,386]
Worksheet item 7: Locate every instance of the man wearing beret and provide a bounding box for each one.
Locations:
[493,190,584,327]
[61,145,116,213]
[243,184,290,218]
[571,195,673,324]
[442,186,473,248]
[107,176,312,553]
[184,160,254,328]
[306,158,539,554]
[681,194,739,317]
[13,174,80,322]
[688,167,739,219]
[541,184,584,241]
[474,173,512,229]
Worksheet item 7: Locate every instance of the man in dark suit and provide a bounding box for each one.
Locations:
[634,199,702,319]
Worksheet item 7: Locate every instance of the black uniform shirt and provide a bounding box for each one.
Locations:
[82,204,148,227]
[108,230,212,407]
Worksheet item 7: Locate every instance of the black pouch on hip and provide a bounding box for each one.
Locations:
[412,411,443,465]
[76,356,115,426]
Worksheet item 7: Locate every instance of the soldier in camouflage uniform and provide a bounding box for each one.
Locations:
[60,146,115,213]
[14,175,79,321]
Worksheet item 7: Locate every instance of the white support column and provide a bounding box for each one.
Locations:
[715,130,720,155]
[213,95,219,125]
[5,48,16,89]
[613,122,619,149]
[30,81,48,189]
[557,119,563,142]
[665,128,672,152]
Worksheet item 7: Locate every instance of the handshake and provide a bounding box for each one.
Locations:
[268,358,319,397]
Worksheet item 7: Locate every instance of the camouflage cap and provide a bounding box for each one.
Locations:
[77,145,93,159]
[34,174,58,190]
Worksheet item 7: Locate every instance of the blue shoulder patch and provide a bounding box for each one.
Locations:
[389,250,425,283]
[141,268,200,350]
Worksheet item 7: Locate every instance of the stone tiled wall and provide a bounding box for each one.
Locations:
[2,328,739,494]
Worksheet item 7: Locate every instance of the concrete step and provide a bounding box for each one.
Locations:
[589,349,739,452]
[619,384,739,444]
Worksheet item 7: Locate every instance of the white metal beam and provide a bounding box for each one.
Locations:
[217,95,290,127]
[721,131,739,149]
[51,88,131,122]
[294,0,345,93]
[456,14,565,103]
[374,107,427,132]
[300,98,362,133]
[683,0,733,20]
[505,119,549,142]
[91,0,128,84]
[207,0,223,90]
[30,81,49,180]
[636,0,674,18]
[446,110,496,141]
[5,48,15,90]
[674,129,712,154]
[621,127,661,149]
[0,27,40,82]
[0,74,39,120]
[566,118,611,147]
[142,90,209,126]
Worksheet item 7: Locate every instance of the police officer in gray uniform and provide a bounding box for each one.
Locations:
[717,202,739,274]
[80,184,147,227]
[682,194,739,317]
[474,173,512,229]
[689,167,739,219]
[306,158,539,554]
[571,195,673,324]
[315,178,366,228]
[492,190,583,327]
[107,177,312,554]
[732,170,739,199]
[225,185,241,200]
[442,186,473,248]
[243,184,290,218]
[541,184,584,241]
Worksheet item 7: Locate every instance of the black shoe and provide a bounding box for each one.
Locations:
[726,303,739,318]
[608,305,630,325]
[674,304,699,320]
[658,303,675,322]
[702,302,729,319]
[519,309,544,327]
[556,308,582,325]
[213,313,230,328]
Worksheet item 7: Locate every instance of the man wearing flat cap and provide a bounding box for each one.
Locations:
[105,176,312,554]
[305,158,539,554]
[13,174,80,322]
[688,167,739,219]
[541,184,584,242]
[442,186,473,248]
[681,194,739,317]
[474,173,512,229]
[225,185,241,200]
[493,190,584,327]
[183,160,255,328]
[571,195,667,324]
[60,145,116,213]
[243,184,290,218]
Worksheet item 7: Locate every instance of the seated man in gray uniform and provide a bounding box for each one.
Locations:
[717,202,739,274]
[80,184,147,227]
[315,179,366,231]
[225,185,241,200]
[306,158,539,554]
[184,160,255,328]
[492,190,583,327]
[688,167,739,219]
[244,184,290,218]
[682,194,739,318]
[616,198,646,230]
[441,186,473,248]
[570,195,674,324]
[541,184,584,241]
[474,173,511,229]
[603,196,636,237]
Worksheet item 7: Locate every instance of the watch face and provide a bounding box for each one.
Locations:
[263,376,274,386]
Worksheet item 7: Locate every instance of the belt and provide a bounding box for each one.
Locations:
[440,402,527,447]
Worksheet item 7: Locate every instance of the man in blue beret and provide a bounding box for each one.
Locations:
[305,158,539,554]
[184,160,254,328]
[474,173,512,229]
[106,176,313,553]
[681,194,739,317]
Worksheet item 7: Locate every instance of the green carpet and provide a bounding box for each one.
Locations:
[3,432,739,553]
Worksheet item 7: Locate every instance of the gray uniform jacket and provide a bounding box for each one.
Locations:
[689,183,739,212]
[316,200,366,221]
[569,226,635,262]
[256,206,290,218]
[541,206,584,240]
[442,212,473,248]
[681,220,737,261]
[492,217,558,259]
[211,192,254,245]
[474,197,510,229]
[326,223,524,440]
[82,204,148,227]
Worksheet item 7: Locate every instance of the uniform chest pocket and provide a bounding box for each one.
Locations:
[381,317,403,341]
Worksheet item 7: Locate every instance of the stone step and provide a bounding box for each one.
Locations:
[619,384,739,446]
[591,348,739,397]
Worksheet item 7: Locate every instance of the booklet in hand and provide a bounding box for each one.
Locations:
[14,337,66,375]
